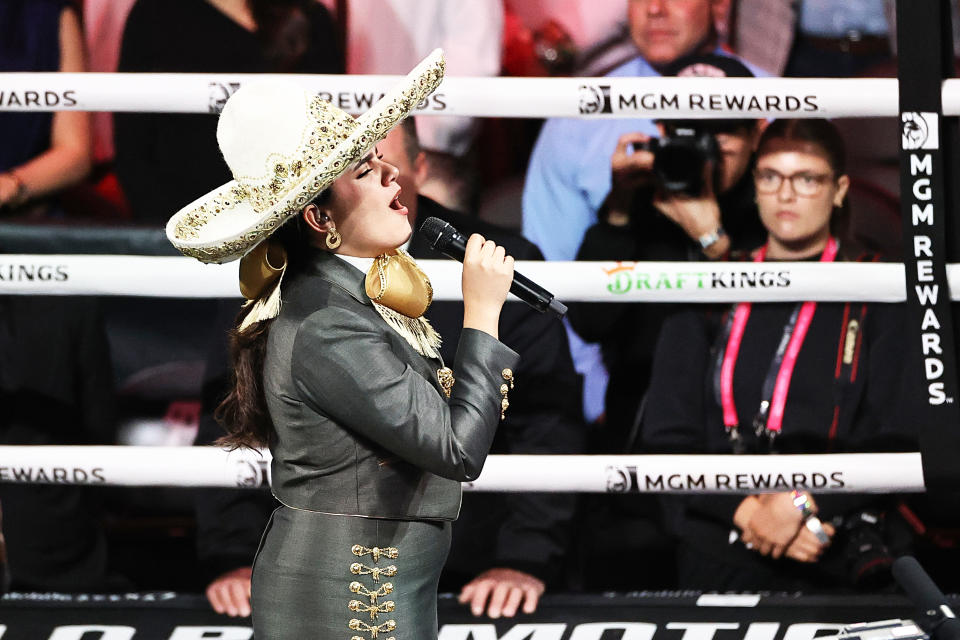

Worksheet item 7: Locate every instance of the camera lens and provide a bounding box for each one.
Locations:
[654,143,706,196]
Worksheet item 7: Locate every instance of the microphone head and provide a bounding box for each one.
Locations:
[420,216,458,252]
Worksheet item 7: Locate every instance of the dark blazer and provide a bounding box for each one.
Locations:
[0,296,117,590]
[264,248,519,520]
[409,197,584,585]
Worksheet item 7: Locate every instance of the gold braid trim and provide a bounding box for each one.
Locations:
[351,545,398,562]
[349,619,397,638]
[371,302,442,359]
[347,543,400,638]
[349,599,396,620]
[350,562,397,583]
[349,581,393,604]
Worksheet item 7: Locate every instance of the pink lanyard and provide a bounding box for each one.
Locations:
[719,237,839,441]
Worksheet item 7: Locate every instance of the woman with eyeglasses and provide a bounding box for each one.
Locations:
[641,119,914,591]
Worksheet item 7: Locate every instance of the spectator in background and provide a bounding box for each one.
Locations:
[731,0,960,77]
[567,54,766,591]
[642,119,913,591]
[521,0,749,426]
[193,301,271,618]
[0,294,120,590]
[394,120,584,618]
[731,0,894,77]
[82,0,137,168]
[569,54,766,453]
[114,0,342,224]
[0,0,117,592]
[195,119,584,619]
[522,0,744,263]
[0,0,91,217]
[503,0,633,76]
[333,0,503,214]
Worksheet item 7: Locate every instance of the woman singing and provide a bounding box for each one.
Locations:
[166,51,519,639]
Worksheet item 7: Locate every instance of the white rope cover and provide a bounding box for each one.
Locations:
[0,254,955,303]
[0,446,924,493]
[4,73,959,118]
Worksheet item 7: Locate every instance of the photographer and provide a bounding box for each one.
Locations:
[569,55,766,451]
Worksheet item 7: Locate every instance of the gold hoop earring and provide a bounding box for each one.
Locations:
[325,227,342,250]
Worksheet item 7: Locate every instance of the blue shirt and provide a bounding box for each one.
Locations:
[521,50,762,421]
[522,56,661,262]
[798,0,889,38]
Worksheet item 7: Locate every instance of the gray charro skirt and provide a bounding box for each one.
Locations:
[251,505,451,639]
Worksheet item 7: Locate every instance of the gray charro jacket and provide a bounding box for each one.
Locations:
[263,249,519,521]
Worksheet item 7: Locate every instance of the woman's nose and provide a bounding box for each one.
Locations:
[647,0,667,15]
[777,178,796,201]
[382,160,399,185]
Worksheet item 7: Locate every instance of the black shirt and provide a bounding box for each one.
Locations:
[642,276,913,587]
[114,0,342,223]
[568,173,766,448]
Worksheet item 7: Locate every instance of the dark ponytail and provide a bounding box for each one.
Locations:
[215,191,330,449]
[215,314,273,450]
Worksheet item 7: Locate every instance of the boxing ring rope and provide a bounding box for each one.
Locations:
[0,254,931,495]
[0,446,925,493]
[0,67,952,496]
[1,73,960,118]
[0,255,950,303]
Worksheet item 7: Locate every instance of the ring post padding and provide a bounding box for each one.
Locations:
[896,0,960,490]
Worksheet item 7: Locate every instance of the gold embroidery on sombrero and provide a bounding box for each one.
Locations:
[170,56,446,264]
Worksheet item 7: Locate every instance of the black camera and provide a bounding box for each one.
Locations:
[632,123,719,197]
[631,119,759,197]
[836,510,897,589]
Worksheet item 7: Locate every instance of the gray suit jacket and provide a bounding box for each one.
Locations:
[263,249,519,521]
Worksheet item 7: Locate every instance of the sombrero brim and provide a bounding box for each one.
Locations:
[165,49,446,264]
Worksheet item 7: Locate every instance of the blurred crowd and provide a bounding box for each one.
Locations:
[2,0,960,621]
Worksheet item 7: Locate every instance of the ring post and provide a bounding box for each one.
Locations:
[896,0,960,489]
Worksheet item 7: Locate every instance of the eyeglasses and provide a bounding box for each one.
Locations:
[753,169,835,197]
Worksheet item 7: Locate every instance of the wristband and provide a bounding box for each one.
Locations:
[805,516,831,544]
[791,490,815,520]
[697,225,726,250]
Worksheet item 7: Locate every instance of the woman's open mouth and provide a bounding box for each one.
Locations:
[389,190,408,215]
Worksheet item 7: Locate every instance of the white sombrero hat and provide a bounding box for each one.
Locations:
[166,49,445,264]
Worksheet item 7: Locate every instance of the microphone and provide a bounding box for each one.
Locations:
[419,216,568,318]
[893,557,960,640]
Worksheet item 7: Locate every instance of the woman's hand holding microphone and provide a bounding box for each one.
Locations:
[461,233,515,340]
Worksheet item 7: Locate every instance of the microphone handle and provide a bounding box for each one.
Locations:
[893,557,960,640]
[440,233,567,318]
[512,271,567,316]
